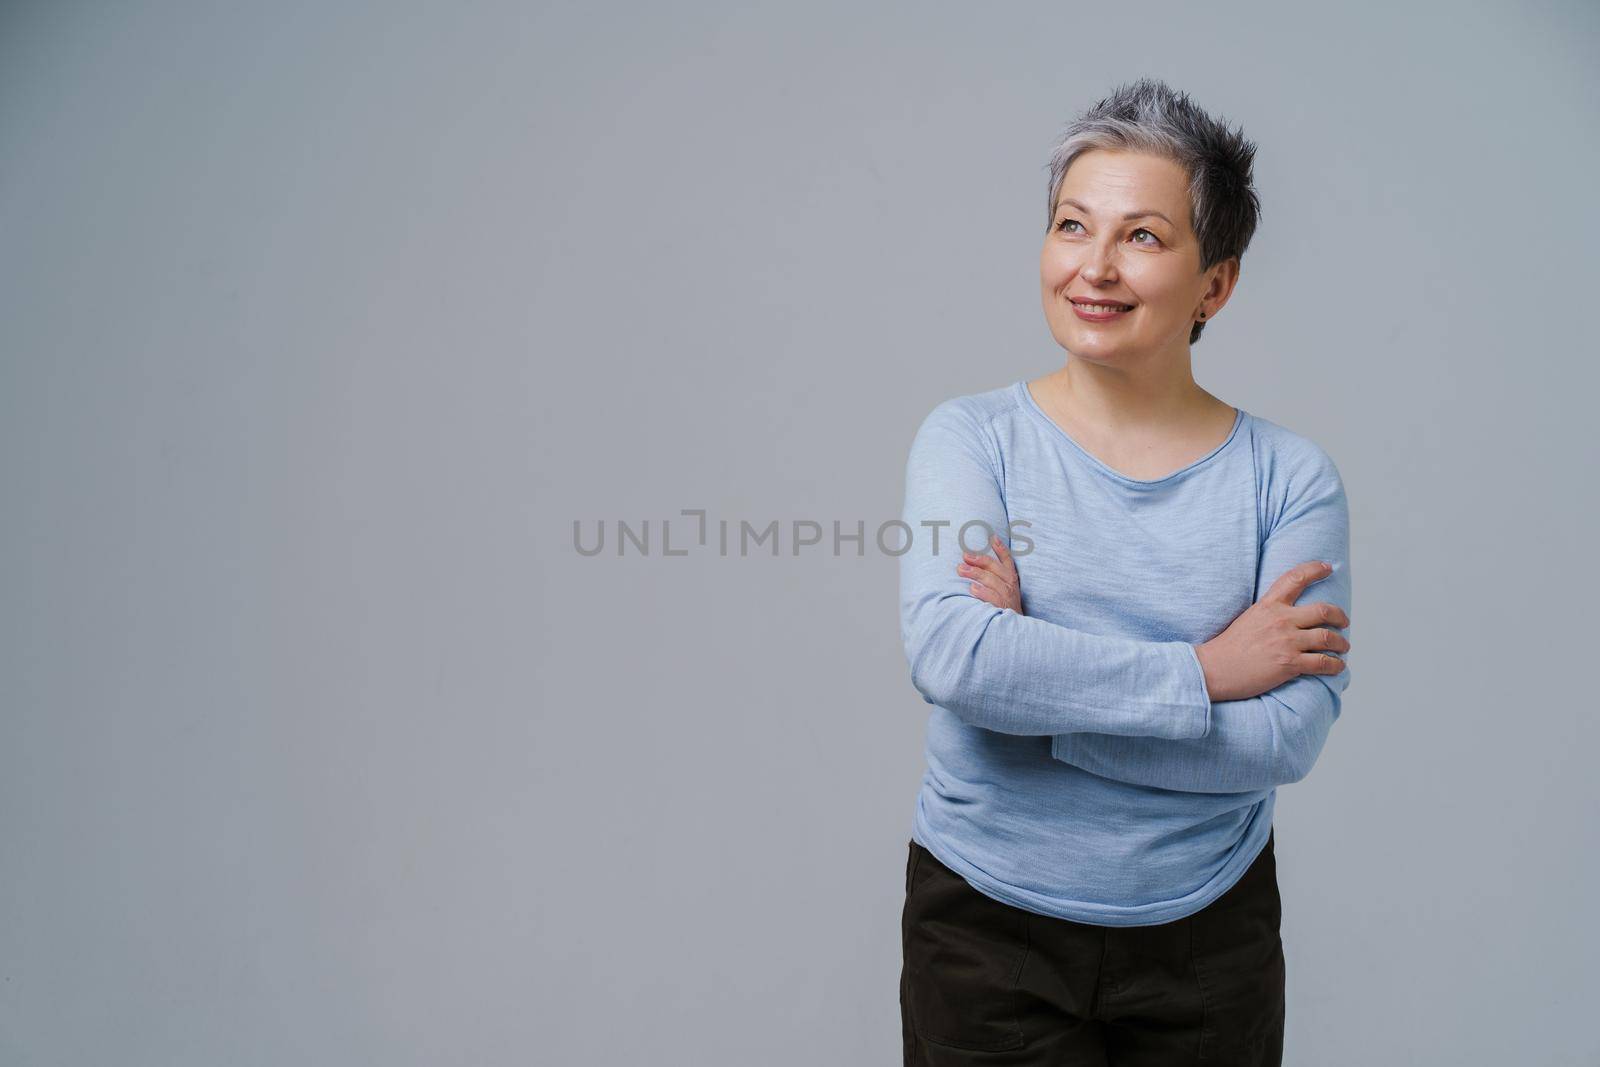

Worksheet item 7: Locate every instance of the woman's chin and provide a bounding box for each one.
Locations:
[1060,331,1137,360]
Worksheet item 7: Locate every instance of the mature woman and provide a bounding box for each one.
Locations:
[897,79,1352,1066]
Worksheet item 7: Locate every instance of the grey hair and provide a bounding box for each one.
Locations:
[1044,78,1261,345]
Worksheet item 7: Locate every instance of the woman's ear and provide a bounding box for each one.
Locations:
[1203,257,1242,313]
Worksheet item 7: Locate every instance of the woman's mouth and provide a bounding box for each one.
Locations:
[1070,298,1134,322]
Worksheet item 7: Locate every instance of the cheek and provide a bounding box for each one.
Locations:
[1122,264,1186,303]
[1039,251,1074,288]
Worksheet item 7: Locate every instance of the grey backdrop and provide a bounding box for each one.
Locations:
[3,1,1597,1064]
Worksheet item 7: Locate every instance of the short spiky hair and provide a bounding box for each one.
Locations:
[1044,78,1261,345]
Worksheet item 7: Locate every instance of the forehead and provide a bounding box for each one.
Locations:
[1054,150,1192,221]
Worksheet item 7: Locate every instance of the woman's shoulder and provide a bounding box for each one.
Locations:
[1244,410,1346,497]
[904,383,1025,475]
[931,380,1022,419]
[916,381,1025,435]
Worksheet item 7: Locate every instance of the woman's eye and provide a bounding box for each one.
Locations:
[1055,218,1159,245]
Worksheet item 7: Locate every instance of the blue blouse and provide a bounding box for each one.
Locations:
[898,379,1352,926]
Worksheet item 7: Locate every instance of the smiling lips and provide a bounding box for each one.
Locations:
[1070,297,1134,320]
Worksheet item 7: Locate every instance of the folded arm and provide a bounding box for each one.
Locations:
[1049,445,1352,793]
[898,399,1213,739]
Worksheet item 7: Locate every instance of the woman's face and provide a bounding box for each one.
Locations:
[1040,148,1237,365]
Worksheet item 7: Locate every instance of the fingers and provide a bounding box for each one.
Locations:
[957,552,1013,599]
[990,533,1013,569]
[1297,651,1347,676]
[968,579,1004,606]
[1290,600,1351,631]
[959,536,1017,580]
[1264,560,1335,605]
[957,536,1019,605]
[1295,626,1351,655]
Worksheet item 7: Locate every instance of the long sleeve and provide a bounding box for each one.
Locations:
[1049,445,1352,793]
[898,399,1213,739]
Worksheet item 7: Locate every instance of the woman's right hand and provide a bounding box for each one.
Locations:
[1193,561,1350,703]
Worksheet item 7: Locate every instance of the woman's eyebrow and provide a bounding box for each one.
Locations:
[1055,197,1173,226]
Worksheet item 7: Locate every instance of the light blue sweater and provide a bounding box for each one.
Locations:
[899,379,1352,926]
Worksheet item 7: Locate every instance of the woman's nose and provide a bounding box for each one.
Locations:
[1080,241,1119,283]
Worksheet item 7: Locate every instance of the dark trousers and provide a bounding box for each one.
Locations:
[900,830,1284,1066]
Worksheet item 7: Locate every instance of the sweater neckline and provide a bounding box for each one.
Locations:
[1013,379,1247,489]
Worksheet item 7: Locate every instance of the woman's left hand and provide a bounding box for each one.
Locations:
[957,533,1024,615]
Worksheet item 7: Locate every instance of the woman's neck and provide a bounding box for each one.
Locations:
[1035,359,1227,433]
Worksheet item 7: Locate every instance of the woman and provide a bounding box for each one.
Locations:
[897,78,1353,1066]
